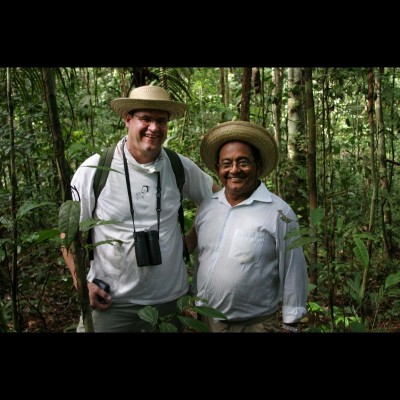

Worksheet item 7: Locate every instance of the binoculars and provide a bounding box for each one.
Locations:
[134,230,162,267]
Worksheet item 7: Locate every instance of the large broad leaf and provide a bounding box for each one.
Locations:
[353,232,378,242]
[138,306,159,327]
[159,322,178,333]
[17,201,55,219]
[193,306,227,319]
[385,271,400,290]
[353,237,369,268]
[178,316,209,332]
[58,201,81,251]
[21,229,60,244]
[34,228,61,243]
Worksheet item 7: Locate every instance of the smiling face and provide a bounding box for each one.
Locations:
[217,141,261,206]
[124,109,169,163]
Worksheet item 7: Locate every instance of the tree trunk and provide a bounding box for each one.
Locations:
[319,68,336,329]
[375,67,393,260]
[41,68,72,202]
[272,67,283,197]
[304,68,318,294]
[6,68,21,332]
[287,68,305,161]
[286,68,307,221]
[220,67,226,106]
[360,68,377,324]
[240,67,252,121]
[224,68,230,105]
[86,68,95,148]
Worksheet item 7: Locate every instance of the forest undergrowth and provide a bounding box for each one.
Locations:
[2,249,400,333]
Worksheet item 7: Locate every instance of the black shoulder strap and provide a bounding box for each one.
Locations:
[89,144,116,261]
[93,143,116,212]
[164,148,189,262]
[164,147,185,195]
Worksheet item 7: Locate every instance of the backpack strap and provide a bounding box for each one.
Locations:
[93,143,116,212]
[164,147,189,262]
[89,144,116,260]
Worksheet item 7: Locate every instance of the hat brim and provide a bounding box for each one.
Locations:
[110,98,188,120]
[200,121,278,178]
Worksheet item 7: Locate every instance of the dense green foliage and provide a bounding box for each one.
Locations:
[1,67,399,332]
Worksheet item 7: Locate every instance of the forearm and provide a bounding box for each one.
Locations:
[186,182,218,253]
[61,241,78,290]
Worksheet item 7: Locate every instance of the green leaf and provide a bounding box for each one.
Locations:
[87,239,123,251]
[353,237,369,268]
[310,207,324,225]
[176,295,191,311]
[384,271,400,290]
[178,316,209,332]
[58,200,81,251]
[353,232,378,242]
[79,218,122,232]
[68,142,102,157]
[193,306,227,319]
[348,321,366,332]
[0,216,12,230]
[159,322,178,332]
[308,283,317,293]
[17,201,55,219]
[346,278,361,293]
[283,228,302,239]
[369,292,379,307]
[287,236,318,251]
[138,306,159,327]
[308,301,327,314]
[34,228,61,243]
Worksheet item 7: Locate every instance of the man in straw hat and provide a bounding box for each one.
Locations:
[63,85,218,332]
[193,121,308,333]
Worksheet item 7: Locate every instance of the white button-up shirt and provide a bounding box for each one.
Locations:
[194,183,308,323]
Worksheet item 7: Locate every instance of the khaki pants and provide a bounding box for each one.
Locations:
[76,299,182,333]
[204,311,280,333]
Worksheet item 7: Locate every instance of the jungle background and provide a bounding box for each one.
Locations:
[1,67,399,333]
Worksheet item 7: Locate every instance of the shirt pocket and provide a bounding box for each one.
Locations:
[227,229,265,264]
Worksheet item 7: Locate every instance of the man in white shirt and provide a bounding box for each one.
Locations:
[194,121,308,333]
[62,85,218,332]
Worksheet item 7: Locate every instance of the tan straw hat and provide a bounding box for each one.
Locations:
[200,120,278,178]
[110,85,188,119]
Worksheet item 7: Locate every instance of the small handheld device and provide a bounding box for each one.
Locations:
[92,278,110,304]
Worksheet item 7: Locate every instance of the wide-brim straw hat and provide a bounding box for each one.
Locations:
[200,120,278,178]
[111,85,188,120]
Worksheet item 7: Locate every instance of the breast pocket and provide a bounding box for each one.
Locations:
[228,230,265,264]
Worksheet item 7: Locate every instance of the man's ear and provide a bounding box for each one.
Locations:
[125,114,132,128]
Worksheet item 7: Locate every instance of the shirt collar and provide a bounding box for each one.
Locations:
[212,181,273,206]
[118,136,163,174]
